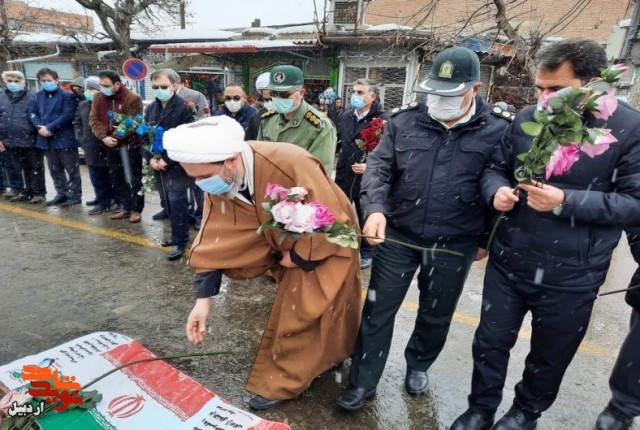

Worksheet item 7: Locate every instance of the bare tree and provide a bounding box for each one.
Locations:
[73,0,189,61]
[0,0,40,70]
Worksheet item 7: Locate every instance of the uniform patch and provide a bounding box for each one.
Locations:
[262,109,278,119]
[491,106,514,121]
[391,102,420,116]
[273,71,285,83]
[304,111,322,127]
[438,60,454,79]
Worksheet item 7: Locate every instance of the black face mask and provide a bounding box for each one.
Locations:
[72,88,85,101]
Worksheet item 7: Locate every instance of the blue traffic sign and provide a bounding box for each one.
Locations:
[122,58,148,81]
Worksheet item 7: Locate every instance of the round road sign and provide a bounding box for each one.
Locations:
[122,58,148,81]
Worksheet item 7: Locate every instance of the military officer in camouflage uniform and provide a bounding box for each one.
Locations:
[257,65,337,172]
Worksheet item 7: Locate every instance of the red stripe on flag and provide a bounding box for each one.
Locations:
[102,342,215,421]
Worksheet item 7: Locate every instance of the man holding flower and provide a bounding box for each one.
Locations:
[163,115,361,411]
[337,46,513,411]
[451,39,640,430]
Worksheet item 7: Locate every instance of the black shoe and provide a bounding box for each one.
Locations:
[405,369,428,395]
[152,209,168,220]
[4,189,19,199]
[61,198,82,207]
[596,403,633,430]
[88,206,109,215]
[46,194,67,206]
[166,246,184,261]
[85,199,99,206]
[161,240,173,247]
[450,408,494,430]
[248,394,283,411]
[493,406,537,430]
[9,193,30,202]
[30,195,45,204]
[336,385,376,411]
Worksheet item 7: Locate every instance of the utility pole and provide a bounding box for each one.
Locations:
[180,0,186,29]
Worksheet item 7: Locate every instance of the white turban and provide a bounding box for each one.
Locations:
[163,115,248,163]
[255,72,270,91]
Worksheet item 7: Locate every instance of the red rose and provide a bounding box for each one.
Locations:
[360,128,376,144]
[364,139,380,152]
[369,118,384,132]
[203,107,210,114]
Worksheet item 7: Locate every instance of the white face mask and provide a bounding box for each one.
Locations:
[225,99,243,113]
[427,94,467,121]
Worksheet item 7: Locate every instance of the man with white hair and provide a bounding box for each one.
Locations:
[0,71,44,203]
[163,115,361,411]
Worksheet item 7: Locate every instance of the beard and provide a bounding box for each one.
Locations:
[225,169,245,200]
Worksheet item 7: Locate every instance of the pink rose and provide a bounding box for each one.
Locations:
[611,63,630,73]
[308,202,336,229]
[580,128,617,158]
[266,183,288,201]
[285,203,316,233]
[593,93,618,120]
[545,143,580,179]
[271,200,296,225]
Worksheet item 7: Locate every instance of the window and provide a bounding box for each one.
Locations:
[342,66,407,109]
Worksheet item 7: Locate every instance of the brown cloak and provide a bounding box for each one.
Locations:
[188,141,362,400]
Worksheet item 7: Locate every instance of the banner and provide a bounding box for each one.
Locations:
[0,332,290,430]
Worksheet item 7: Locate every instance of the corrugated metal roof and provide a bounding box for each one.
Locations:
[148,39,320,54]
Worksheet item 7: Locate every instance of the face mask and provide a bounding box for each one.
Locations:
[6,83,22,92]
[154,88,173,102]
[84,92,94,102]
[225,99,242,113]
[263,100,273,110]
[273,97,296,114]
[100,86,113,97]
[41,82,57,92]
[196,174,232,195]
[427,94,467,121]
[350,94,366,110]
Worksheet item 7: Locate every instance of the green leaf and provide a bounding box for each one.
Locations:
[261,202,273,212]
[521,122,543,136]
[548,97,565,111]
[516,153,528,162]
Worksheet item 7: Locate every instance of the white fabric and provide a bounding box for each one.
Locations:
[255,72,270,91]
[164,115,248,163]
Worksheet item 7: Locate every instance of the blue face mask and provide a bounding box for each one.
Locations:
[100,86,113,97]
[350,94,366,110]
[41,81,57,92]
[84,91,94,102]
[196,174,232,195]
[273,97,295,114]
[6,83,22,92]
[154,88,173,102]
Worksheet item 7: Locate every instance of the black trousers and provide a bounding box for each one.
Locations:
[9,147,45,197]
[107,146,144,213]
[44,147,82,200]
[468,260,598,419]
[608,309,640,417]
[348,227,477,389]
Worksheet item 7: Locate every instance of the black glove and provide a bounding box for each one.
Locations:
[624,267,640,313]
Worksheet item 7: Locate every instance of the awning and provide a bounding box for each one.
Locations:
[148,39,320,54]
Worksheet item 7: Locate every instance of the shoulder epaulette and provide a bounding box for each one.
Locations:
[391,101,420,117]
[304,110,322,127]
[490,105,515,122]
[261,108,278,119]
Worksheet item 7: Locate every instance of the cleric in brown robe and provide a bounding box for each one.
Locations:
[163,115,362,410]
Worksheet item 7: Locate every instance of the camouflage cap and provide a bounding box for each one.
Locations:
[268,65,304,91]
[416,46,480,97]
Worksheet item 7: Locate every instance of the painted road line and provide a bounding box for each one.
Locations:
[1,202,618,359]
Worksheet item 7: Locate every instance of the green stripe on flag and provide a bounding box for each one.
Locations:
[37,408,116,430]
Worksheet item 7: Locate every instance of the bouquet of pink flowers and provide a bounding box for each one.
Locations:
[258,183,359,248]
[516,63,629,183]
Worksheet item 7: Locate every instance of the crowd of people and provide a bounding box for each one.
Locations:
[1,37,639,429]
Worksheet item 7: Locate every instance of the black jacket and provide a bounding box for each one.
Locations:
[0,89,36,148]
[334,100,389,200]
[361,97,511,245]
[245,107,267,141]
[75,100,108,167]
[143,94,195,192]
[482,102,640,291]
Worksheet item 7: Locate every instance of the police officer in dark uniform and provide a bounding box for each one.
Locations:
[596,227,640,430]
[336,46,514,411]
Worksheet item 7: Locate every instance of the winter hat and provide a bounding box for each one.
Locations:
[164,115,248,163]
[70,77,86,89]
[85,76,100,91]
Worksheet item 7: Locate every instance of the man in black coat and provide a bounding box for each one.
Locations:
[595,227,640,430]
[451,39,640,430]
[212,83,257,132]
[144,69,195,261]
[337,47,513,412]
[75,76,115,215]
[334,79,389,269]
[0,71,44,203]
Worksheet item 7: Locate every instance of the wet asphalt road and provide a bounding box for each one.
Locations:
[0,164,638,429]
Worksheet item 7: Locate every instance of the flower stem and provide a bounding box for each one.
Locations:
[358,235,464,256]
[82,351,228,391]
[599,283,640,297]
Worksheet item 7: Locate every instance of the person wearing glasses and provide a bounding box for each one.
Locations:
[0,71,43,203]
[212,83,257,131]
[257,65,337,173]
